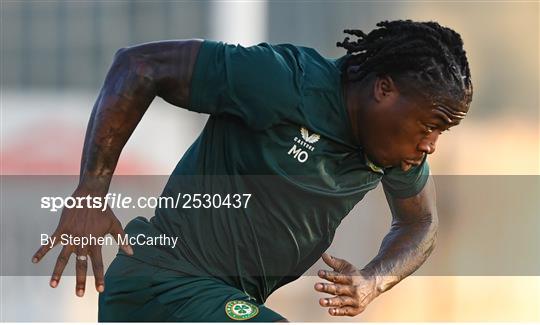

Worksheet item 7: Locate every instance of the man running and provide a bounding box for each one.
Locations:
[32,20,472,321]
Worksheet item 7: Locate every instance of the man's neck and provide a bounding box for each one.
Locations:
[344,80,366,147]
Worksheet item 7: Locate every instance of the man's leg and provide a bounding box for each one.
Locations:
[150,272,286,322]
[99,254,286,322]
[98,255,170,322]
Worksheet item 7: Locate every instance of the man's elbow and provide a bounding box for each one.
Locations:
[111,47,135,68]
[112,45,146,63]
[423,212,438,256]
[110,46,157,83]
[425,210,439,230]
[113,47,129,62]
[410,212,438,257]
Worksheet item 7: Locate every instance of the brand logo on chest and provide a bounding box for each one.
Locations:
[288,127,320,163]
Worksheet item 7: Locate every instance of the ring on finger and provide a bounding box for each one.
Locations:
[76,255,87,261]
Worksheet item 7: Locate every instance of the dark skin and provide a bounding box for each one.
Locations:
[31,40,203,297]
[312,69,468,317]
[345,73,467,172]
[31,39,467,318]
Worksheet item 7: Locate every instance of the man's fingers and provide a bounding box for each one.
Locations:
[75,248,88,297]
[328,306,361,317]
[89,246,105,293]
[314,282,352,296]
[319,296,357,308]
[318,270,351,284]
[32,245,52,264]
[32,232,59,263]
[50,245,73,288]
[110,223,133,256]
[321,253,348,272]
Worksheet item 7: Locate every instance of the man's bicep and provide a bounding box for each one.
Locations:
[117,39,203,109]
[383,176,438,224]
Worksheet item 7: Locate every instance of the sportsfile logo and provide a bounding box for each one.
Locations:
[287,127,320,163]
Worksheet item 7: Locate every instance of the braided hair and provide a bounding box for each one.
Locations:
[337,20,473,109]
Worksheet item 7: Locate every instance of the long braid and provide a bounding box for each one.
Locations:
[337,20,473,106]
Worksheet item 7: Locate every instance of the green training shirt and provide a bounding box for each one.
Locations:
[126,40,430,303]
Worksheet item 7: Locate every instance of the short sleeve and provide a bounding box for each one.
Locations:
[188,40,304,128]
[381,155,430,198]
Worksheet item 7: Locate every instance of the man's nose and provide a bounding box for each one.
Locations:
[418,133,438,155]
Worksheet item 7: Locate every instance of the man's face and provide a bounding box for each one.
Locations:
[361,90,467,172]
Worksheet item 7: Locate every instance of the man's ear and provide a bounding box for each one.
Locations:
[373,75,398,103]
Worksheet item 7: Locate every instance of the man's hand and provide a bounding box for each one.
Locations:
[31,185,133,297]
[314,253,380,317]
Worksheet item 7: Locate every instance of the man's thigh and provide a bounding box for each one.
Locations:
[98,255,285,322]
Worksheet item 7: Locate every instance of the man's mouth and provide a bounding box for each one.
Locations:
[404,159,422,166]
[400,157,424,172]
[400,160,414,172]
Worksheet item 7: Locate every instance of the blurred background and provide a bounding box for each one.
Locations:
[1,0,539,322]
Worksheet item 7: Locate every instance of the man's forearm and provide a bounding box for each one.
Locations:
[361,213,438,293]
[78,40,201,192]
[79,48,157,192]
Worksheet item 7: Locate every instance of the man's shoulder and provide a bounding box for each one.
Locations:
[271,43,344,91]
[270,43,337,66]
[202,40,341,71]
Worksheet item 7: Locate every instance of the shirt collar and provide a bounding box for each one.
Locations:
[364,153,385,174]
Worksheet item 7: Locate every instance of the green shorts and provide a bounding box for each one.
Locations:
[98,254,285,322]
